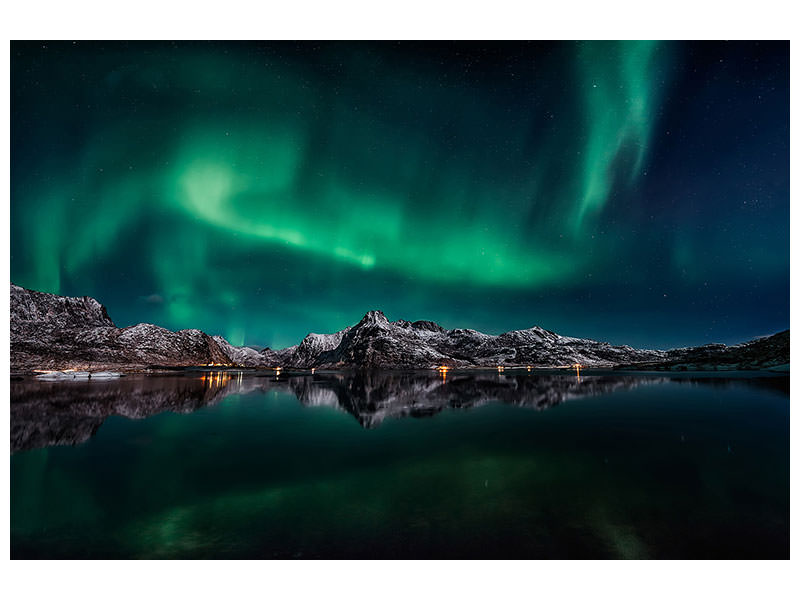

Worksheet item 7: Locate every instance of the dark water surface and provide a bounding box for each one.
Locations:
[10,370,789,559]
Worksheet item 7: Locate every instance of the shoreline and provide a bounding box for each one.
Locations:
[10,365,790,380]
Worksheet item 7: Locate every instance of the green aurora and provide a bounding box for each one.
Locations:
[11,41,789,348]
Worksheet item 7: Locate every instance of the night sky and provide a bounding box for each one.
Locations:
[10,41,788,350]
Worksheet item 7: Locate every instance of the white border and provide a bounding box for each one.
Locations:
[2,0,796,597]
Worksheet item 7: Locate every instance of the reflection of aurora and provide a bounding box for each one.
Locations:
[11,41,789,351]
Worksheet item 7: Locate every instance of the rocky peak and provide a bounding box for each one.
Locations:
[11,283,115,330]
[499,325,561,345]
[394,319,447,333]
[357,310,389,328]
[411,320,446,333]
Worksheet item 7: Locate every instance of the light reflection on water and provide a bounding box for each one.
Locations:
[10,371,789,559]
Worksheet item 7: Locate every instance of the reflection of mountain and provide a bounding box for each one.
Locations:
[10,374,236,453]
[11,372,653,451]
[12,372,789,452]
[288,372,655,428]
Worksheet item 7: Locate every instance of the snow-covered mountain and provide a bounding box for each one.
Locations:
[11,284,230,371]
[211,336,276,367]
[9,283,789,372]
[277,309,667,369]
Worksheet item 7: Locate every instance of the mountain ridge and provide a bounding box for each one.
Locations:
[9,283,789,373]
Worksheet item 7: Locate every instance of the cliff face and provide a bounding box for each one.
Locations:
[9,283,790,372]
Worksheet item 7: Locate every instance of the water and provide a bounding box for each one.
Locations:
[10,370,789,559]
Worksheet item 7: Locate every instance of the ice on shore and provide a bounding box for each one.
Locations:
[34,370,122,380]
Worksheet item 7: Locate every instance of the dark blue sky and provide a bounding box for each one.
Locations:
[10,41,788,349]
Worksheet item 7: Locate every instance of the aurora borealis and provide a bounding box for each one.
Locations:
[10,41,788,349]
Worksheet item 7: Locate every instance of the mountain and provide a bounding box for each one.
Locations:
[278,309,669,369]
[275,309,788,371]
[211,336,278,367]
[9,283,790,372]
[11,284,230,372]
[623,330,790,371]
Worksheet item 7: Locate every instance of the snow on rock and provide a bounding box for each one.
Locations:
[10,283,789,372]
[11,283,229,372]
[212,336,278,367]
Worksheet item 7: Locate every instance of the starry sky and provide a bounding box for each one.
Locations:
[10,41,788,350]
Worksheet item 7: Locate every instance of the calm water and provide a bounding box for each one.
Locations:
[10,370,789,559]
